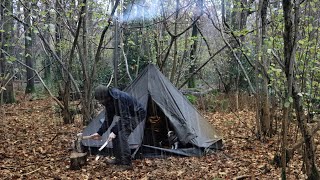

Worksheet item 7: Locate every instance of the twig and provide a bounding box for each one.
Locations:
[233,174,252,180]
[0,166,16,170]
[271,49,285,69]
[21,167,41,176]
[48,133,61,143]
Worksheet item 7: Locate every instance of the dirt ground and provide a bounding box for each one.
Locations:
[0,98,313,179]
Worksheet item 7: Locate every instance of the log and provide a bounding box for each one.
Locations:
[72,133,91,153]
[70,152,87,170]
[72,138,85,153]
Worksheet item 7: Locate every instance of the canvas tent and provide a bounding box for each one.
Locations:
[81,64,222,157]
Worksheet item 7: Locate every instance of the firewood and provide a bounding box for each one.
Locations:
[72,133,91,153]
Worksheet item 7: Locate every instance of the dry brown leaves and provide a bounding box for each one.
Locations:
[0,99,312,179]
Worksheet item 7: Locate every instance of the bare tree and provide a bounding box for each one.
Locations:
[24,1,35,94]
[282,0,319,179]
[0,0,15,103]
[188,0,203,88]
[43,1,53,81]
[255,0,271,137]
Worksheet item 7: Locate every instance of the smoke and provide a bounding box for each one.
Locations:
[99,0,196,23]
[120,0,162,22]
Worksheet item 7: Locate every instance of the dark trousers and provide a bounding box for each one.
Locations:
[113,110,146,165]
[113,128,131,165]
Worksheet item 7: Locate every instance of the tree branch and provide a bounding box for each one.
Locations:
[91,0,120,83]
[178,45,227,89]
[160,12,201,70]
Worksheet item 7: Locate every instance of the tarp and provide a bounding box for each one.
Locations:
[81,64,222,157]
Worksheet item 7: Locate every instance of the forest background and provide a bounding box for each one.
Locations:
[1,0,320,179]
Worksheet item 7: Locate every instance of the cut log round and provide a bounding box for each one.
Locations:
[70,152,87,170]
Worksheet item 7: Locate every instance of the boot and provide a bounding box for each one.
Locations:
[117,164,133,171]
[105,157,120,165]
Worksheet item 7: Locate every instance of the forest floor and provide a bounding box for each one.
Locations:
[0,97,315,179]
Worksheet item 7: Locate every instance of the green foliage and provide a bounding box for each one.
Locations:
[233,28,250,37]
[95,65,113,85]
[186,94,197,104]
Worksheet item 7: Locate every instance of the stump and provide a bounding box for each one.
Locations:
[70,152,87,170]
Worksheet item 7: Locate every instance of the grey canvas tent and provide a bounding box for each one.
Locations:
[81,64,222,157]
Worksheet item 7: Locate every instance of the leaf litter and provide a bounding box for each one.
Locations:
[0,98,312,179]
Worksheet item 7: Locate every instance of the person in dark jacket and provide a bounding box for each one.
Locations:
[89,85,146,170]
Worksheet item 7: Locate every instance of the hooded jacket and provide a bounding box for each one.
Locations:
[96,87,146,136]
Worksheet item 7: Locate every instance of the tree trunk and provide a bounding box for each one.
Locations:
[260,0,271,136]
[235,65,240,110]
[54,0,63,82]
[282,1,319,179]
[81,0,93,125]
[188,0,203,88]
[24,1,35,94]
[175,31,189,86]
[169,0,180,82]
[0,0,15,104]
[188,23,198,88]
[62,0,87,124]
[44,1,52,81]
[15,1,23,88]
[113,18,120,87]
[254,0,262,137]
